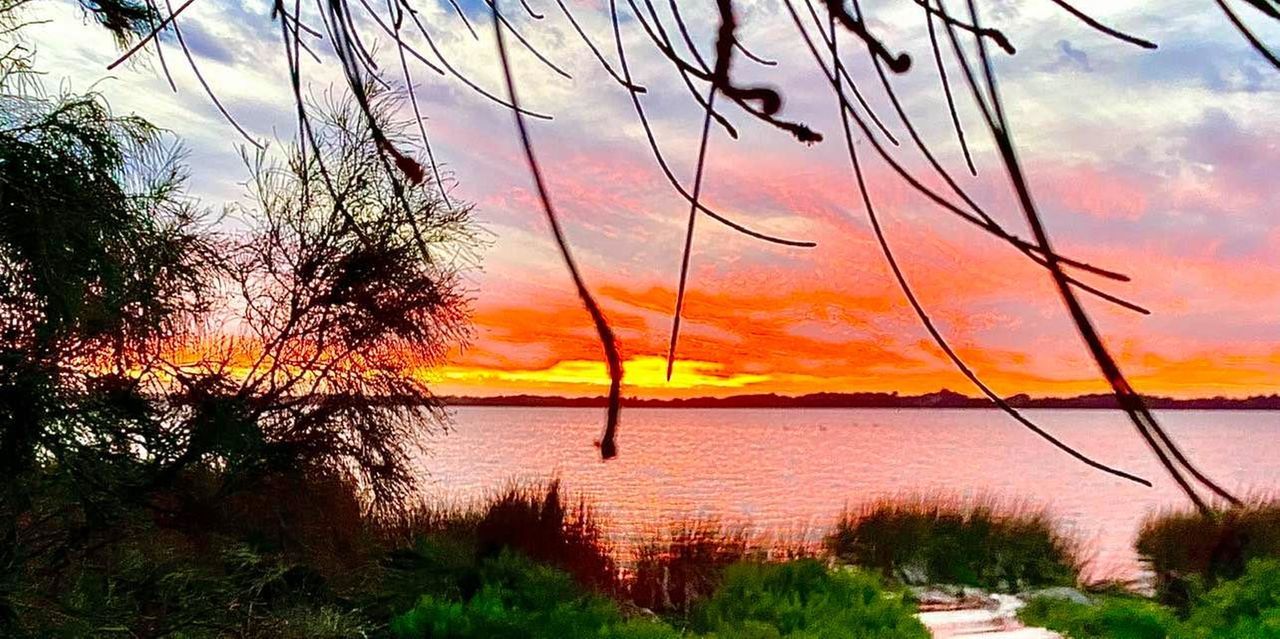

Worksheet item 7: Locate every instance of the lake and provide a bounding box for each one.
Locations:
[416,407,1278,580]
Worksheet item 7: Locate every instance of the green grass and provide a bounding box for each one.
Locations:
[1180,558,1280,638]
[827,494,1084,591]
[31,473,1280,639]
[628,518,751,614]
[389,550,666,639]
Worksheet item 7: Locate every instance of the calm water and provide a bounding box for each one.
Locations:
[416,408,1278,579]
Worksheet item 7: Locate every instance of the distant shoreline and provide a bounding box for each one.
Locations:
[441,389,1280,410]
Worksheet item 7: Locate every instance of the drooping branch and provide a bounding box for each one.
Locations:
[491,1,623,460]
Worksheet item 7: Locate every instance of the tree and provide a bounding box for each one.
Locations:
[0,41,215,622]
[0,23,476,622]
[165,86,477,509]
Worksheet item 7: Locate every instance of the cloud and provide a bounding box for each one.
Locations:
[176,19,237,65]
[1045,39,1092,73]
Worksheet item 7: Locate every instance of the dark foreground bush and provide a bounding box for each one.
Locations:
[1019,559,1280,639]
[475,480,619,594]
[692,560,930,639]
[13,522,374,639]
[1137,500,1280,607]
[365,479,629,626]
[827,495,1082,591]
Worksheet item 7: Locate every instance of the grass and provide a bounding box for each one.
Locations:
[629,518,751,614]
[473,480,620,594]
[389,550,651,639]
[1181,557,1280,638]
[826,494,1084,591]
[1137,499,1280,607]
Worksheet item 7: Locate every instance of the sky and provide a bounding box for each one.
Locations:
[24,0,1280,398]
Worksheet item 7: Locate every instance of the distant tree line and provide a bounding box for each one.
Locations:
[441,391,1280,410]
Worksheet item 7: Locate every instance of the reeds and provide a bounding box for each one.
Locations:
[826,493,1085,591]
[628,519,751,614]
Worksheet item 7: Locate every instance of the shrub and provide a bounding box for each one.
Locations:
[16,525,371,639]
[1137,500,1280,607]
[1019,560,1280,639]
[628,519,750,614]
[692,560,930,638]
[1178,558,1280,638]
[390,550,680,639]
[1018,595,1176,639]
[158,468,384,589]
[827,495,1082,591]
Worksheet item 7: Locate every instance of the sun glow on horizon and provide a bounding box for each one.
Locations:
[430,356,772,392]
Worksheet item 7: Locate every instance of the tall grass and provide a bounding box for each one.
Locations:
[475,480,620,594]
[628,519,751,614]
[65,473,1100,636]
[826,494,1084,591]
[1136,499,1280,607]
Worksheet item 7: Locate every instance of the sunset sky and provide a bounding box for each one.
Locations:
[29,0,1280,398]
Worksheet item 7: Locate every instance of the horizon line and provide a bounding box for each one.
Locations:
[437,388,1280,409]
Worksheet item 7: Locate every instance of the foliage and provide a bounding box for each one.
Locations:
[392,554,928,639]
[197,86,476,510]
[371,481,616,618]
[1018,595,1177,639]
[1137,500,1280,607]
[474,480,619,594]
[827,495,1083,591]
[1020,560,1280,639]
[390,550,680,639]
[13,520,372,639]
[691,560,929,639]
[0,65,215,629]
[75,0,157,45]
[1179,558,1280,639]
[0,33,475,631]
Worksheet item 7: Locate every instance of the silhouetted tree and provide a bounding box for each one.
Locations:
[0,25,475,623]
[158,86,476,509]
[0,44,215,623]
